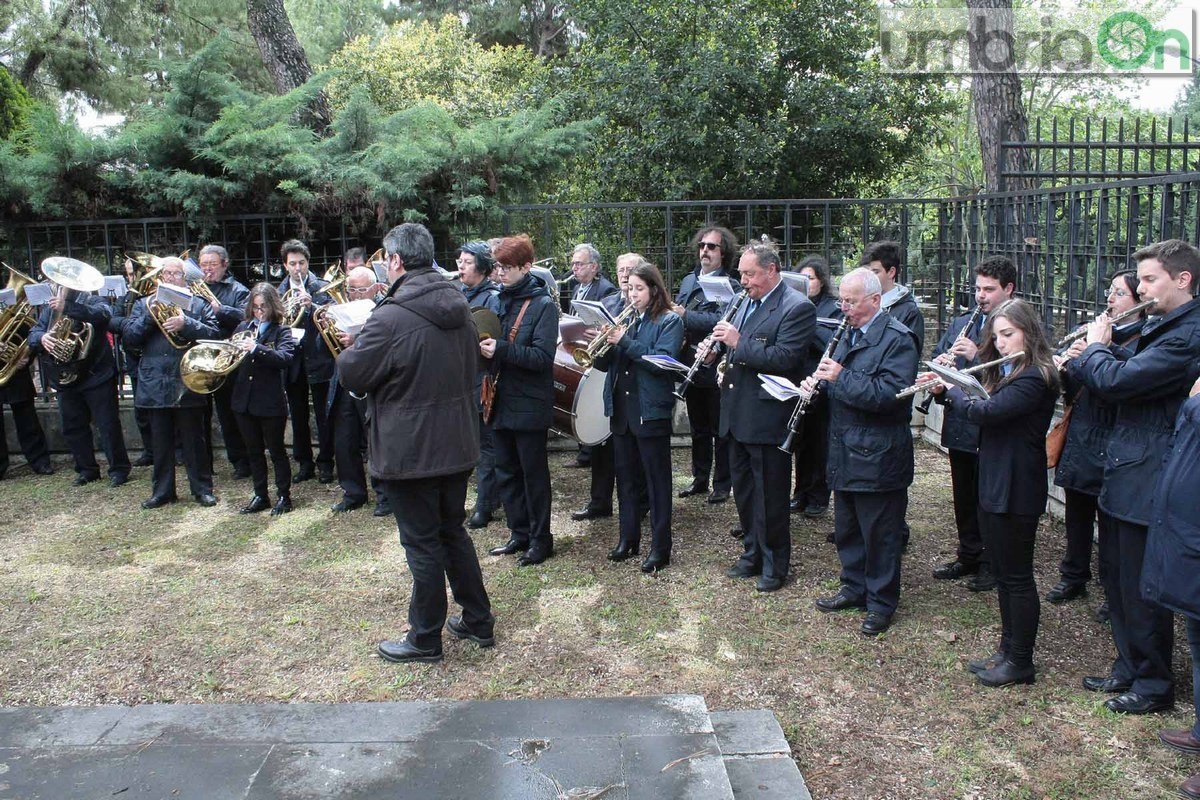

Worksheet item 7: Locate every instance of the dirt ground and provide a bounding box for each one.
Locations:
[0,441,1195,799]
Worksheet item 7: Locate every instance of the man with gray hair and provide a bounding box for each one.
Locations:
[808,267,919,636]
[338,223,494,664]
[563,243,618,468]
[198,244,251,477]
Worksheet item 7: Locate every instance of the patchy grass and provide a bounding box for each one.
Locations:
[0,442,1194,798]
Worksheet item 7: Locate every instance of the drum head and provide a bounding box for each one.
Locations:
[572,368,611,446]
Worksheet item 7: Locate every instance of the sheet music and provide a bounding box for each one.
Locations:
[102,275,128,298]
[290,327,307,345]
[641,354,690,373]
[924,360,990,399]
[698,274,737,304]
[371,260,389,284]
[780,272,810,296]
[22,283,54,306]
[325,299,376,336]
[0,289,14,309]
[570,299,616,328]
[759,374,804,401]
[155,283,193,307]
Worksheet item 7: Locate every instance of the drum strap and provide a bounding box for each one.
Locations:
[482,299,531,423]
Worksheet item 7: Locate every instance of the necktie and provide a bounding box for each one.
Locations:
[850,328,861,348]
[746,299,760,323]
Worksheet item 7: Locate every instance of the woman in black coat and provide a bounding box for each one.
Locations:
[930,298,1059,688]
[480,234,559,566]
[594,263,683,572]
[792,255,842,516]
[230,284,296,516]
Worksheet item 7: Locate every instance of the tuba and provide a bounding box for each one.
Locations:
[40,257,106,385]
[179,330,255,395]
[0,265,39,386]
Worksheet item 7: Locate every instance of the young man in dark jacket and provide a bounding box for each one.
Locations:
[338,223,494,665]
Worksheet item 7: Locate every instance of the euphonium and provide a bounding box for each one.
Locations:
[572,303,638,368]
[39,257,105,384]
[148,296,191,350]
[0,265,38,387]
[321,260,348,304]
[179,330,256,394]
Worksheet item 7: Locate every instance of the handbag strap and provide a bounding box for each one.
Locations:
[493,299,532,386]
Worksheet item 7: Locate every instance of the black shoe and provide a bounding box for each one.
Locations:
[377,639,443,664]
[815,590,867,613]
[318,468,335,484]
[1045,580,1087,604]
[789,497,803,512]
[31,463,55,475]
[109,473,129,487]
[194,493,218,507]
[729,526,744,539]
[331,498,366,513]
[132,453,153,467]
[293,463,316,483]
[608,543,640,562]
[489,538,527,556]
[567,459,591,469]
[725,561,761,579]
[446,615,495,648]
[861,612,892,636]
[977,659,1036,687]
[571,506,612,521]
[707,489,730,505]
[1105,692,1174,715]
[967,651,1007,675]
[232,464,251,479]
[373,501,392,517]
[756,575,784,593]
[240,495,271,514]
[271,496,293,516]
[678,479,708,498]
[824,530,835,543]
[72,473,100,487]
[1082,675,1132,693]
[467,510,492,529]
[933,560,979,580]
[141,494,177,509]
[967,570,997,592]
[1095,601,1111,624]
[517,548,553,567]
[641,552,669,573]
[803,503,829,518]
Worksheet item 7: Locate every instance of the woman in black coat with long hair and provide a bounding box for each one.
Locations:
[930,298,1060,688]
[230,283,296,516]
[792,255,841,517]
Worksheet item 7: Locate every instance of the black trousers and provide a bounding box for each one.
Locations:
[1059,488,1098,586]
[235,413,290,500]
[948,448,986,568]
[493,428,553,552]
[57,379,130,479]
[126,367,153,455]
[332,387,369,503]
[380,470,493,651]
[587,438,615,512]
[685,385,731,493]
[474,414,501,515]
[833,489,906,616]
[1100,513,1174,701]
[613,431,669,555]
[0,399,52,475]
[979,509,1041,667]
[792,398,831,507]
[730,439,792,581]
[285,377,334,470]
[147,406,211,499]
[209,380,248,470]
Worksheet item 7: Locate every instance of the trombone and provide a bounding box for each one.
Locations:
[572,304,638,369]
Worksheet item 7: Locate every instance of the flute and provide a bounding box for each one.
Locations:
[896,351,1025,399]
[1055,298,1156,348]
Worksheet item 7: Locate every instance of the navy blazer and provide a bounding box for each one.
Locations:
[945,368,1058,516]
[1067,298,1200,526]
[277,273,333,384]
[564,275,619,314]
[595,310,683,429]
[718,283,815,445]
[122,295,219,408]
[674,267,742,388]
[1142,393,1200,620]
[825,315,920,493]
[931,310,987,453]
[230,321,295,418]
[29,294,117,391]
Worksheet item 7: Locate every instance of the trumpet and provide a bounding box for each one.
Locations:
[674,292,748,400]
[896,351,1026,398]
[191,279,220,306]
[779,317,850,453]
[572,304,638,369]
[1055,298,1157,348]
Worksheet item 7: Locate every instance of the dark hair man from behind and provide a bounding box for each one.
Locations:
[337,221,495,665]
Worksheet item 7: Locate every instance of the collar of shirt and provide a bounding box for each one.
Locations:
[856,308,886,339]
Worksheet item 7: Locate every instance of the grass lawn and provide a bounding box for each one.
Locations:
[0,441,1194,799]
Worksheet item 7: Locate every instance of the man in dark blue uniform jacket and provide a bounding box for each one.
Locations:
[810,268,919,636]
[199,244,250,477]
[714,242,815,592]
[1069,239,1200,715]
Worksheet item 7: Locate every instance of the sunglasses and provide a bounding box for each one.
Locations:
[698,242,721,251]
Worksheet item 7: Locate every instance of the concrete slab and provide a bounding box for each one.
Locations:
[0,705,130,747]
[723,755,813,800]
[621,732,733,800]
[710,710,790,755]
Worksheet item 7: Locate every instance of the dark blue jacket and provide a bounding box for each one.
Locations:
[1142,393,1200,620]
[1067,298,1200,526]
[884,287,925,352]
[277,273,333,385]
[490,273,559,432]
[230,321,295,418]
[595,310,683,429]
[825,315,920,493]
[122,295,219,408]
[718,283,815,445]
[0,363,36,403]
[931,310,986,453]
[808,293,843,368]
[945,368,1058,516]
[463,280,501,315]
[564,274,619,315]
[207,275,250,336]
[1053,320,1144,496]
[674,266,742,388]
[29,294,117,391]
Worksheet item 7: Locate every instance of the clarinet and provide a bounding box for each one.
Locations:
[674,292,748,400]
[915,304,983,414]
[779,317,850,454]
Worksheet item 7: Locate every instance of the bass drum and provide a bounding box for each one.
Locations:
[553,347,610,446]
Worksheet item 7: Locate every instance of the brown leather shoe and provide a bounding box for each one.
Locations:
[1181,773,1200,800]
[1160,728,1200,756]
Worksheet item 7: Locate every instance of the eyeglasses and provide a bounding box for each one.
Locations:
[494,262,515,272]
[251,302,267,310]
[838,294,878,309]
[347,285,374,294]
[1106,287,1132,298]
[698,242,721,251]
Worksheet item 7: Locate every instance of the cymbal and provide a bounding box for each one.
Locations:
[41,257,105,293]
[472,307,502,341]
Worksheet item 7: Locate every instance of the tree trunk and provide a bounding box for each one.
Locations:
[245,0,330,133]
[967,0,1032,192]
[18,0,87,92]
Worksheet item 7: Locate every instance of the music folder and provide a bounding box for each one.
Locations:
[924,361,989,400]
[570,300,616,328]
[22,283,54,306]
[0,288,14,309]
[698,274,737,304]
[759,374,803,401]
[325,299,375,336]
[103,275,128,298]
[155,283,193,308]
[641,354,689,373]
